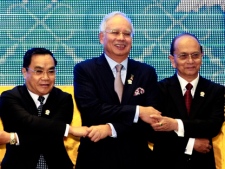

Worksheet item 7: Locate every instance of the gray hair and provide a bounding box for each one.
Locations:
[99,11,134,37]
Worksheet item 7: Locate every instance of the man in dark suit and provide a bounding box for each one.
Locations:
[73,11,161,169]
[0,48,88,169]
[151,33,224,169]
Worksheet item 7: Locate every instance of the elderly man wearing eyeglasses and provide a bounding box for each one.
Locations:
[151,32,224,169]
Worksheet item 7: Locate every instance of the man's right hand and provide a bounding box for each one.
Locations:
[87,124,112,142]
[69,126,89,137]
[139,106,161,124]
[0,131,11,144]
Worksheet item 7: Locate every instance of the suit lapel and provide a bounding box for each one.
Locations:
[43,87,56,108]
[168,75,189,118]
[96,54,119,102]
[19,85,38,115]
[189,76,208,118]
[121,59,139,104]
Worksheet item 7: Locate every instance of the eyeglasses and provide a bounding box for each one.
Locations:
[175,52,202,60]
[104,29,133,38]
[26,68,56,76]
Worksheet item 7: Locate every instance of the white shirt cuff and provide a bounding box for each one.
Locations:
[174,119,184,137]
[64,124,70,137]
[185,138,195,155]
[134,106,139,123]
[108,123,117,138]
[15,133,19,145]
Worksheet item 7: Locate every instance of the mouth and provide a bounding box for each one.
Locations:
[40,84,50,87]
[186,66,197,72]
[115,44,126,50]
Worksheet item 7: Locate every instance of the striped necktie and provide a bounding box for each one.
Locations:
[36,96,48,169]
[37,96,45,117]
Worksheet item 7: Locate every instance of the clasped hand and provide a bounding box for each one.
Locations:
[138,106,178,131]
[149,115,178,131]
[69,124,111,142]
[69,106,179,142]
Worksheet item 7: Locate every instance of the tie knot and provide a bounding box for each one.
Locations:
[115,64,123,72]
[186,83,193,90]
[38,96,45,104]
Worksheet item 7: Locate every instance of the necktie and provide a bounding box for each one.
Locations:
[37,96,45,117]
[184,83,193,114]
[114,64,123,102]
[36,96,48,169]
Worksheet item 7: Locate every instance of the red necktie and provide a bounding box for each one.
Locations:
[184,83,193,114]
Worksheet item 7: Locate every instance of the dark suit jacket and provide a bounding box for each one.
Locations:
[0,85,74,169]
[153,74,224,169]
[74,54,159,169]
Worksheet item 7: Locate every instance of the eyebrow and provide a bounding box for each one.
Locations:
[33,66,55,70]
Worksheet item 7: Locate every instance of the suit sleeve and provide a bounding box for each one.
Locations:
[0,90,72,145]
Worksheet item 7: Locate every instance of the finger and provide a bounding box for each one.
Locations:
[88,130,96,138]
[87,127,93,132]
[83,130,89,137]
[151,123,160,128]
[154,111,161,115]
[90,133,98,141]
[150,114,161,120]
[151,122,163,131]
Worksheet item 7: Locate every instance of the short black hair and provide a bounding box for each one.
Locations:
[170,32,203,55]
[23,48,57,68]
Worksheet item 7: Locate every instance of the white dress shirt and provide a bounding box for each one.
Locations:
[176,74,199,155]
[105,54,139,137]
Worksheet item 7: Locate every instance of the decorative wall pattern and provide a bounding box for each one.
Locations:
[0,0,224,85]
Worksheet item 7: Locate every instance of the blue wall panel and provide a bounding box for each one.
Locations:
[0,0,224,85]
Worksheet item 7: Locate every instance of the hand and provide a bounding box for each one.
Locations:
[194,138,212,154]
[87,124,112,142]
[150,115,178,131]
[139,106,161,125]
[69,126,89,137]
[0,131,11,144]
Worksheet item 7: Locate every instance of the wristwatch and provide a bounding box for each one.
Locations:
[10,133,16,145]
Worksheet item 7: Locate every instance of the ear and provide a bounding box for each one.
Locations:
[21,68,27,79]
[168,55,176,68]
[99,32,104,44]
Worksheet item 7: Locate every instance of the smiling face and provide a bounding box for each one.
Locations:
[169,35,203,82]
[99,14,132,63]
[22,54,56,96]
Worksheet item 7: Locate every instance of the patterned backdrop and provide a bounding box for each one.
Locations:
[0,0,224,85]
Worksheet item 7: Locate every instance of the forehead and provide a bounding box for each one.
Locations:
[106,15,131,29]
[174,35,201,52]
[30,54,55,67]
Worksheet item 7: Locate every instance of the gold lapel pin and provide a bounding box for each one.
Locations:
[200,92,205,97]
[128,79,132,84]
[45,110,50,115]
[127,74,134,84]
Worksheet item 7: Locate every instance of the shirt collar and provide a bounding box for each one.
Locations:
[177,74,199,94]
[27,89,49,107]
[104,54,128,71]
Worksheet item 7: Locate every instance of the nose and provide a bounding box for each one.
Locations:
[187,55,194,63]
[117,32,126,39]
[41,71,50,79]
